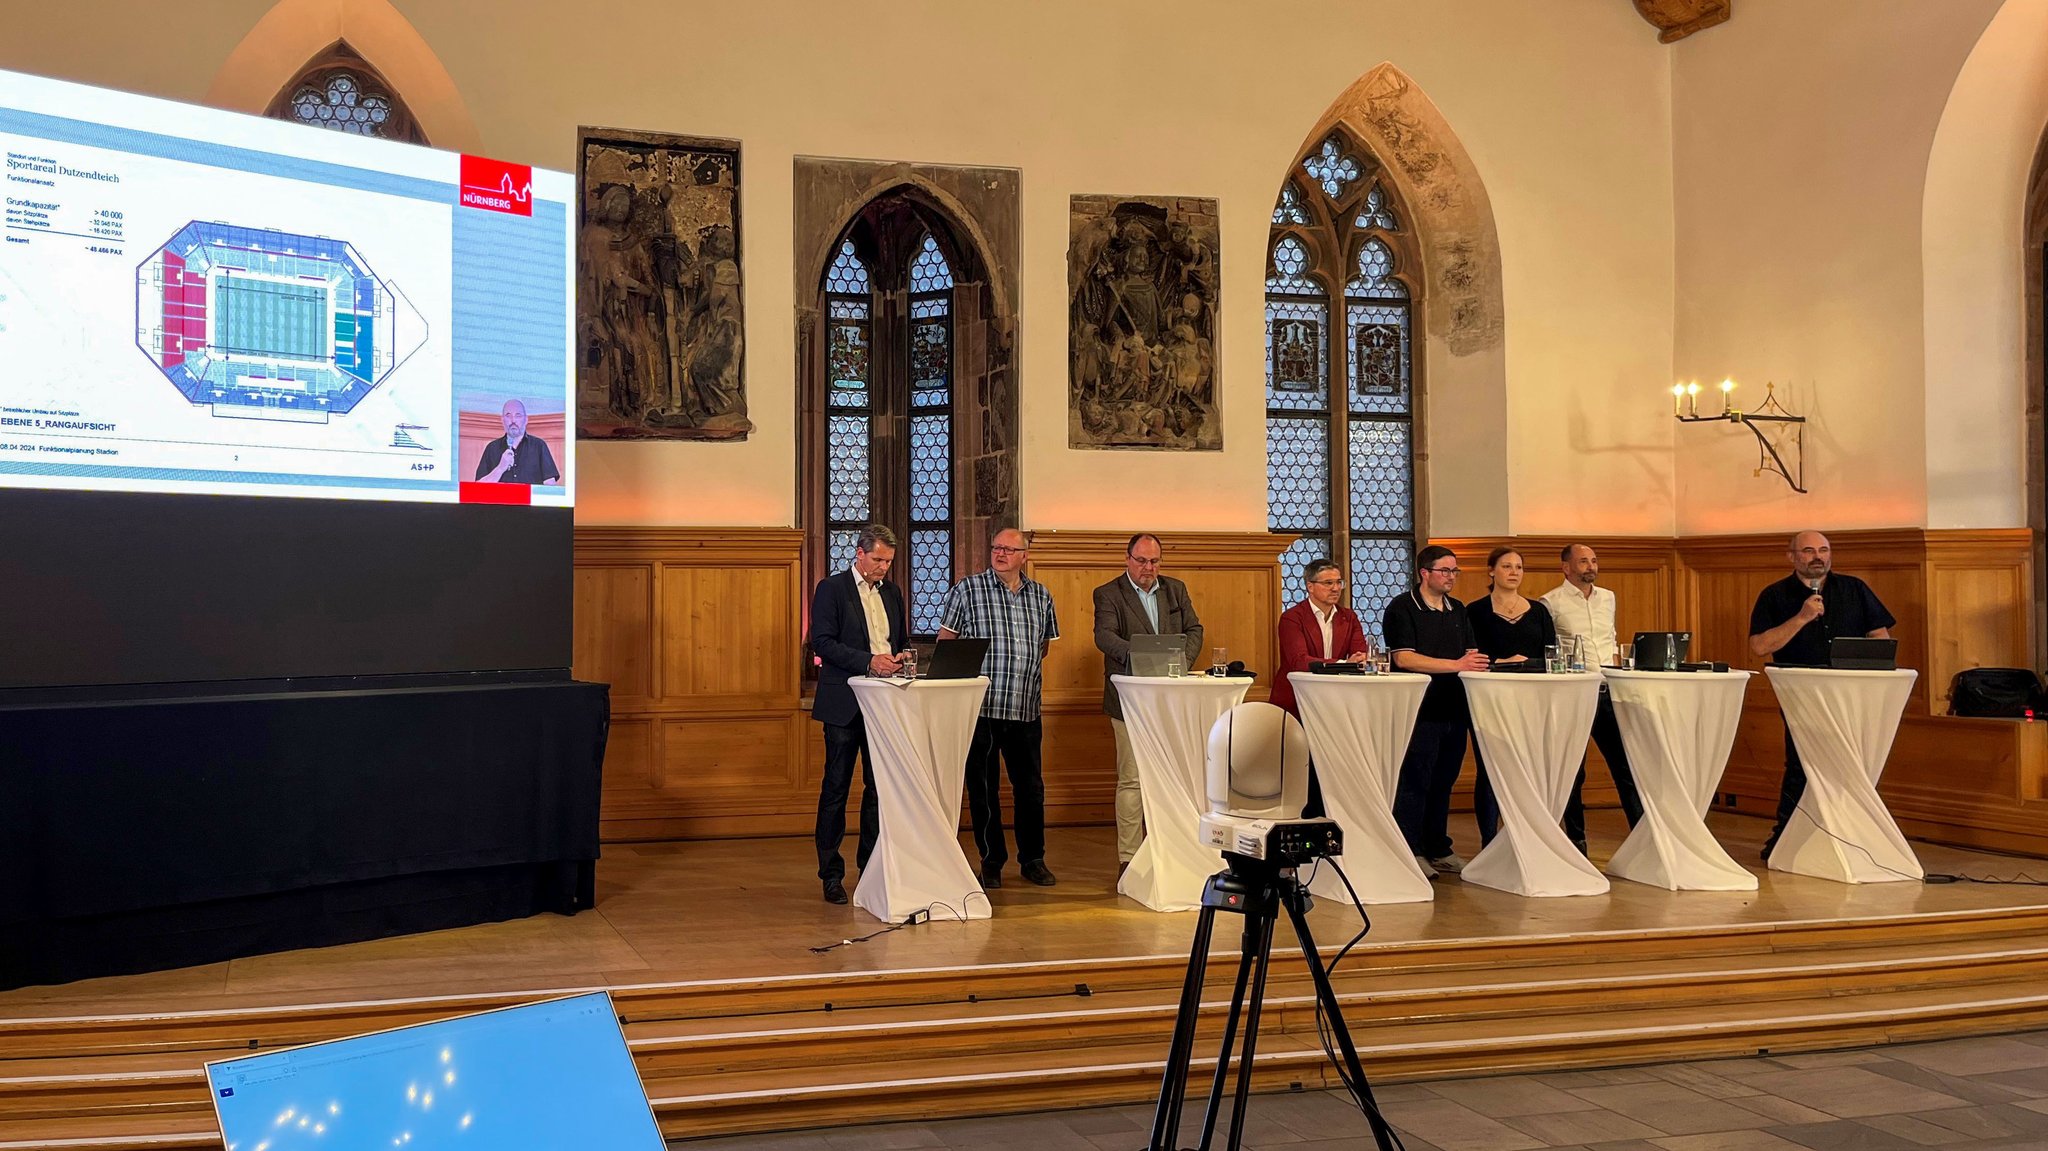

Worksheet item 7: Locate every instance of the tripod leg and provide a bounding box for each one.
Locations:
[1193,916,1263,1151]
[1219,905,1279,1151]
[1149,905,1219,1151]
[1283,887,1399,1151]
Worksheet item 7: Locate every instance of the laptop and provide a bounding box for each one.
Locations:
[1632,631,1692,672]
[1829,636,1899,670]
[925,636,990,679]
[1129,632,1188,677]
[206,990,664,1150]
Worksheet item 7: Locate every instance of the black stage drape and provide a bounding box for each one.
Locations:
[0,679,609,989]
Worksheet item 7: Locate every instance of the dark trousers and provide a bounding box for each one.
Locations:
[1767,721,1806,848]
[1304,759,1326,820]
[967,716,1046,870]
[1394,717,1467,859]
[1563,689,1645,842]
[815,717,879,882]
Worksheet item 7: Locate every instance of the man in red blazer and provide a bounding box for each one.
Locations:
[1272,557,1371,818]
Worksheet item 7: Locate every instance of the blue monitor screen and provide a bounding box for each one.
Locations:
[204,991,662,1151]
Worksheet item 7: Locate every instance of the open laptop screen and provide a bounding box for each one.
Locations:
[206,991,662,1150]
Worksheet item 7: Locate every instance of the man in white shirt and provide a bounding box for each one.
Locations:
[1538,543,1644,853]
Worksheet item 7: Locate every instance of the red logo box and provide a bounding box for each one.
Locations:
[458,154,532,216]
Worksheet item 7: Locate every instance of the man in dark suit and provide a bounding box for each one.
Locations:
[1272,557,1371,819]
[806,523,908,904]
[1092,532,1205,873]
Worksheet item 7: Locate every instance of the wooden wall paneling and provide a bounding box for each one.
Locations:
[1027,530,1294,825]
[574,564,653,706]
[1924,530,2034,711]
[577,528,808,840]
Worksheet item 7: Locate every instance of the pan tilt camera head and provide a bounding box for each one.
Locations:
[1196,702,1342,866]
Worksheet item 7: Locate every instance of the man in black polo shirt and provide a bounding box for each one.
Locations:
[1384,545,1489,876]
[475,399,561,485]
[1748,530,1895,858]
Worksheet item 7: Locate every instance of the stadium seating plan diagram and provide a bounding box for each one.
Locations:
[134,222,429,422]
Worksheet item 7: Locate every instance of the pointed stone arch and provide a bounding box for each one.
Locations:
[205,0,480,153]
[1269,61,1510,557]
[792,158,1022,617]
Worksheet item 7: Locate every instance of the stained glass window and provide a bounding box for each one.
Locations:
[1273,182,1311,226]
[1354,183,1398,232]
[1267,130,1416,621]
[819,228,956,639]
[267,46,425,145]
[827,240,870,294]
[1304,136,1362,200]
[1348,239,1406,299]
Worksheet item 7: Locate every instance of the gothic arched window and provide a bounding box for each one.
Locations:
[818,223,959,638]
[1266,132,1419,632]
[264,42,428,145]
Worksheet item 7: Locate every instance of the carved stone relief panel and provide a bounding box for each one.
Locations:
[577,128,751,441]
[1068,195,1221,451]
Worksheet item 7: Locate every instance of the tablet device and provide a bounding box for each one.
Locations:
[1129,632,1188,677]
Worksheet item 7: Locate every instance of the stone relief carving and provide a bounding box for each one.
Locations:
[577,128,751,441]
[1320,68,1504,357]
[1068,195,1220,451]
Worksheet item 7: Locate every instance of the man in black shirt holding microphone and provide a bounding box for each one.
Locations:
[1748,531,1895,858]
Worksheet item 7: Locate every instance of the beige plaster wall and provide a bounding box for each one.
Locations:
[1671,0,2003,536]
[1923,0,2048,531]
[0,0,1678,538]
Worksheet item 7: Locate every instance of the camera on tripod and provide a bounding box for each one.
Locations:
[1149,702,1396,1151]
[1194,701,1342,866]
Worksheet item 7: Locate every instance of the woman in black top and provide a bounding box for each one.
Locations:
[1465,547,1558,846]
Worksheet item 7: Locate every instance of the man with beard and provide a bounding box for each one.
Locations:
[1748,530,1895,859]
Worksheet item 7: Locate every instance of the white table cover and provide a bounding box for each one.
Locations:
[1763,667,1923,883]
[1601,670,1757,891]
[1112,675,1253,911]
[1459,671,1608,897]
[1288,672,1434,905]
[850,676,993,923]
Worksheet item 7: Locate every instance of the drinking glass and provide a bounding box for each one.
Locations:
[1164,653,1184,678]
[1371,649,1390,675]
[1543,643,1561,674]
[1209,646,1230,677]
[899,648,918,680]
[1618,642,1634,671]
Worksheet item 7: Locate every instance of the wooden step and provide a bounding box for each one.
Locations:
[6,904,2047,1150]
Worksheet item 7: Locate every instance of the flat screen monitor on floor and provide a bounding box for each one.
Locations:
[205,991,663,1151]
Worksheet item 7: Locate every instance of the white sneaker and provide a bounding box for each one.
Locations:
[1428,853,1467,875]
[1413,854,1439,877]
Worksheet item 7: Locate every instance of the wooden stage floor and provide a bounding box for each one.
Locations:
[6,810,2045,1019]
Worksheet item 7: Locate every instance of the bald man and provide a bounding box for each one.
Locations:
[1748,530,1894,858]
[476,399,561,485]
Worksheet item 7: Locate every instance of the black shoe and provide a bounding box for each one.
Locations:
[1022,860,1057,887]
[822,879,848,904]
[980,864,1003,889]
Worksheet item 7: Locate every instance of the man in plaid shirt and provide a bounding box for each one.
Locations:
[938,527,1061,889]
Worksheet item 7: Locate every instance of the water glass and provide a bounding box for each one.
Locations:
[899,648,918,679]
[1618,642,1634,671]
[1209,646,1230,677]
[1164,653,1184,678]
[1544,643,1562,674]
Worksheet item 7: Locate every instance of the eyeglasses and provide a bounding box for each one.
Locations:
[1128,556,1162,566]
[990,546,1027,556]
[1424,567,1460,576]
[1309,578,1344,587]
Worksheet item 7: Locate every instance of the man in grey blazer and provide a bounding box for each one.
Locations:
[1092,532,1205,873]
